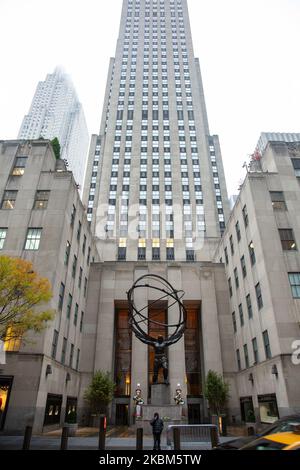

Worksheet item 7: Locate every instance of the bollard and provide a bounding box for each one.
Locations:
[136,427,143,450]
[22,426,33,450]
[173,427,181,450]
[210,426,219,448]
[98,414,106,450]
[60,426,69,450]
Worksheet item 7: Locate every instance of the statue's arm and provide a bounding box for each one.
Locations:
[135,334,153,346]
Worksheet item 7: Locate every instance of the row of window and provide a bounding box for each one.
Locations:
[236,330,271,371]
[51,330,80,370]
[117,245,195,262]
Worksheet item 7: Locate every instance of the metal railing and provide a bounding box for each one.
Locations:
[166,424,220,450]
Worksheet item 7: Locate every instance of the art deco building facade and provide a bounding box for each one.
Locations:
[80,0,238,426]
[215,134,300,423]
[0,140,97,433]
[18,68,89,191]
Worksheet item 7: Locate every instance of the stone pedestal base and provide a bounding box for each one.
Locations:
[151,383,170,405]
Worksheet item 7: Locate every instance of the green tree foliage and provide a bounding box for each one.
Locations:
[51,137,61,160]
[0,256,54,342]
[204,370,230,416]
[84,371,116,414]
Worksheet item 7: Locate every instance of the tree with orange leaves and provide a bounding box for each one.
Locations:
[0,255,54,343]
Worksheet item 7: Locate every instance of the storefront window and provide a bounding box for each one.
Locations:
[258,394,279,424]
[43,394,62,426]
[0,376,13,430]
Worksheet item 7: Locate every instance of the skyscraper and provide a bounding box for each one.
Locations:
[18,67,89,190]
[80,0,237,425]
[83,0,230,263]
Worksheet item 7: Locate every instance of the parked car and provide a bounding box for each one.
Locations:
[239,424,300,450]
[213,414,300,450]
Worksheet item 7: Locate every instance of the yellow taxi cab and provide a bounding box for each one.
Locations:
[240,423,300,450]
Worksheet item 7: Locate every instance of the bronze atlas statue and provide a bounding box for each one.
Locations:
[127,274,187,384]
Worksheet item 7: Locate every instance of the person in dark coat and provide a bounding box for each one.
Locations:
[150,412,164,450]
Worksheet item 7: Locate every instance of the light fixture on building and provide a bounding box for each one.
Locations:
[45,365,52,377]
[248,373,254,385]
[137,383,141,388]
[66,372,71,383]
[271,365,278,378]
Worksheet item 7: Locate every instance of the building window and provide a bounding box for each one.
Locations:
[76,349,80,370]
[235,221,241,241]
[69,344,74,368]
[241,255,247,278]
[84,277,88,297]
[244,344,249,368]
[24,228,42,250]
[3,326,22,352]
[61,337,67,364]
[262,330,271,359]
[228,277,232,297]
[270,191,286,210]
[232,312,237,333]
[74,303,79,326]
[72,255,77,278]
[58,282,65,311]
[255,282,263,310]
[229,235,234,255]
[246,294,253,319]
[252,337,259,364]
[186,249,195,261]
[236,349,241,371]
[51,330,59,359]
[66,294,72,319]
[80,312,84,332]
[64,241,71,265]
[82,235,87,254]
[291,158,300,177]
[249,241,256,265]
[1,190,17,209]
[234,268,239,288]
[0,228,7,250]
[242,205,249,227]
[12,156,27,176]
[224,247,228,265]
[239,304,244,326]
[288,273,300,298]
[33,191,50,209]
[78,267,83,288]
[278,229,297,251]
[71,205,76,226]
[77,221,82,241]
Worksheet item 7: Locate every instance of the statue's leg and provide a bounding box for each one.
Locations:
[162,357,169,383]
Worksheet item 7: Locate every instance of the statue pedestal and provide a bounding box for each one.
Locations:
[151,383,170,405]
[134,384,187,434]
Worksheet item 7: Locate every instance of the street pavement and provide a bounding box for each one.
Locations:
[0,434,235,450]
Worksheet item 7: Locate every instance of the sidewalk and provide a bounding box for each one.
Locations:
[0,434,236,450]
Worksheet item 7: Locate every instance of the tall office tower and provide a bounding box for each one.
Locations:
[80,0,238,426]
[18,67,89,190]
[84,0,230,262]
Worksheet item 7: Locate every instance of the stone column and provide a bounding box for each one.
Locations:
[167,267,188,413]
[130,267,149,423]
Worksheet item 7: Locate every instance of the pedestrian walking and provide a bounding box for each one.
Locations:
[150,412,164,451]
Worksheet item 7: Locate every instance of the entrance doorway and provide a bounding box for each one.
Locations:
[115,404,129,425]
[188,404,201,424]
[0,376,14,431]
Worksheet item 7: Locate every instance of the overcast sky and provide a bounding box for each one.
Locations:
[1,0,299,195]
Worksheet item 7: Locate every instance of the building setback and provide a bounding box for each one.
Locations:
[0,140,97,433]
[18,68,90,192]
[215,135,300,423]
